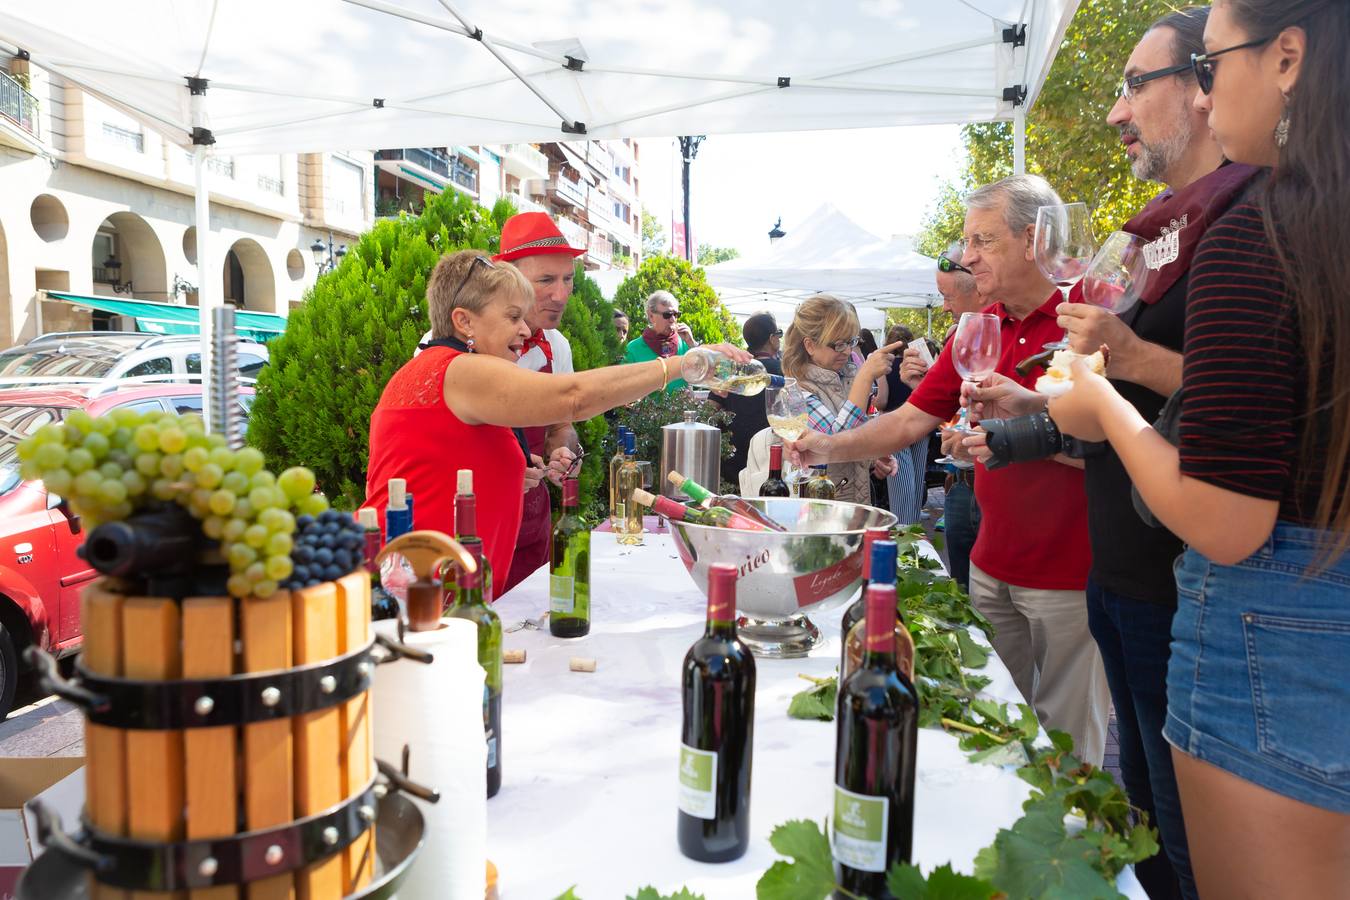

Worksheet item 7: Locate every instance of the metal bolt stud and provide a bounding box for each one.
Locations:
[359,805,375,823]
[322,826,339,847]
[373,783,388,799]
[261,686,281,708]
[264,844,284,866]
[198,856,219,878]
[319,675,337,694]
[356,661,373,677]
[194,696,215,717]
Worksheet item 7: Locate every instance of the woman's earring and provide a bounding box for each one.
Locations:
[466,335,476,351]
[1275,91,1291,148]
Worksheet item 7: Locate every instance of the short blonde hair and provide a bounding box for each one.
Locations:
[782,294,860,380]
[427,250,534,340]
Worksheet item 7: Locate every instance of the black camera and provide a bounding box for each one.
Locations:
[981,411,1097,469]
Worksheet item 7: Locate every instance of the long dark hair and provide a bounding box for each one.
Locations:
[1228,0,1350,556]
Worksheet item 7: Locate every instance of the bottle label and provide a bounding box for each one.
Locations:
[486,733,498,769]
[832,785,888,873]
[677,743,717,820]
[549,574,575,614]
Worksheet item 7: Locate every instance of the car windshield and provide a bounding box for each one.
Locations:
[0,345,120,379]
[0,405,64,496]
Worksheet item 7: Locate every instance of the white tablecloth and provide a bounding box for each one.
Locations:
[487,529,1144,899]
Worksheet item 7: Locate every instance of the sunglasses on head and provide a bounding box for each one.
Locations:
[1191,36,1274,95]
[937,254,972,275]
[453,254,496,299]
[659,310,681,320]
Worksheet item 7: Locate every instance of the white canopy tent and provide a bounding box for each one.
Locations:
[706,203,941,313]
[0,0,1078,429]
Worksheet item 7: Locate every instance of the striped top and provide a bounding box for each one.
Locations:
[804,393,867,435]
[1179,199,1331,523]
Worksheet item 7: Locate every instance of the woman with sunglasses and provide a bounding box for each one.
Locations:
[781,294,901,505]
[365,250,748,583]
[1047,2,1350,895]
[622,290,698,394]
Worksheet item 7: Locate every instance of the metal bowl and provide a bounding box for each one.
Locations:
[668,498,897,658]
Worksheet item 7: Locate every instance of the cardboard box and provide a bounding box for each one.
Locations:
[0,757,84,900]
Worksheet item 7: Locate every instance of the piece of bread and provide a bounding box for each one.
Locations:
[1036,349,1105,397]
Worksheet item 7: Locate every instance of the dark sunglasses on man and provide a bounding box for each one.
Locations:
[660,310,681,320]
[937,253,972,275]
[1191,36,1274,95]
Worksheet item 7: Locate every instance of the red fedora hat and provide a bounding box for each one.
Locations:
[492,212,585,263]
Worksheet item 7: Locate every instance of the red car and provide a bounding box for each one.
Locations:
[0,384,254,718]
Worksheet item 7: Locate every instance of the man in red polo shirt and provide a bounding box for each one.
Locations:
[789,174,1108,764]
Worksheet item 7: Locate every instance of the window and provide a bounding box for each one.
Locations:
[102,122,144,153]
[329,157,365,216]
[123,357,172,378]
[187,353,200,374]
[117,399,170,416]
[239,354,266,379]
[169,395,204,414]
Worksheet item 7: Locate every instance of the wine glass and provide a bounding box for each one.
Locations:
[1034,202,1095,350]
[1081,231,1150,317]
[766,378,811,489]
[949,313,1001,434]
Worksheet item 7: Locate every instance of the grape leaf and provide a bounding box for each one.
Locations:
[756,819,838,900]
[787,676,837,721]
[627,888,706,900]
[887,862,999,899]
[974,799,1126,900]
[553,889,582,900]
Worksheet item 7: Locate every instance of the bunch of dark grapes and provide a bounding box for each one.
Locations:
[282,509,366,590]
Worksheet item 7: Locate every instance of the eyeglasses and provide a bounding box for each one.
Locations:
[827,337,861,354]
[1191,36,1273,95]
[659,310,681,320]
[771,329,784,337]
[960,233,1001,254]
[453,255,495,299]
[938,254,972,275]
[1118,62,1193,101]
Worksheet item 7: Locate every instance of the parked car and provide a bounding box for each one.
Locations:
[0,383,255,719]
[0,332,268,393]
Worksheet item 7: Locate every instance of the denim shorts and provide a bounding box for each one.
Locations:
[1165,523,1350,813]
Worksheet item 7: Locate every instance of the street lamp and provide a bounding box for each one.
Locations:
[310,232,347,275]
[102,256,134,294]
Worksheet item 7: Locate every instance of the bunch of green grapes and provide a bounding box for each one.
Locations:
[16,408,328,599]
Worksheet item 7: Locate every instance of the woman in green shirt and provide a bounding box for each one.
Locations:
[623,290,697,394]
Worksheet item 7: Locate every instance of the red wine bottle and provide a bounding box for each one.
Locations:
[833,580,917,895]
[678,563,756,862]
[838,527,892,672]
[758,443,791,497]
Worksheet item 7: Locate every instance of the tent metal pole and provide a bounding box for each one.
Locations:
[1013,107,1027,175]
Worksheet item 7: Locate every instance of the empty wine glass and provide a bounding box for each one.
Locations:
[766,378,811,488]
[1081,231,1150,317]
[950,313,1001,433]
[1034,202,1095,350]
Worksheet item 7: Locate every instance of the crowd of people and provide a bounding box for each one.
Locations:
[362,0,1347,895]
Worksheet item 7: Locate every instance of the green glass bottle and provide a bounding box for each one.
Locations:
[801,465,837,500]
[550,476,591,637]
[447,541,503,798]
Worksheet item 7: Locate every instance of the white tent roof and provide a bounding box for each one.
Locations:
[0,0,1077,154]
[706,204,940,311]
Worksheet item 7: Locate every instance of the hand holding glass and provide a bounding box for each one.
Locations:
[1081,231,1150,317]
[950,313,1001,433]
[1034,202,1095,350]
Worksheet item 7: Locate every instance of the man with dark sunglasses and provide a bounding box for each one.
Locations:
[622,289,698,394]
[961,10,1263,899]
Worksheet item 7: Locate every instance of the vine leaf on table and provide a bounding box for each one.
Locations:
[628,887,707,900]
[786,674,838,721]
[973,798,1127,900]
[887,862,1001,900]
[756,819,840,900]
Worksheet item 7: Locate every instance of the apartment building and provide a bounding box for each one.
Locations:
[374,138,643,274]
[0,55,373,348]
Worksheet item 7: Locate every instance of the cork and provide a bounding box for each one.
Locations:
[568,657,596,673]
[503,649,526,664]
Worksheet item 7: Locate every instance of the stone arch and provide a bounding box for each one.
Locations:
[92,211,169,299]
[223,238,275,312]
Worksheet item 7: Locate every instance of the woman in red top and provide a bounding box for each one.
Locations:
[366,249,747,583]
[1048,1,1350,895]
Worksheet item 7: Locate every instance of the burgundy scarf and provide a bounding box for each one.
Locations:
[641,327,679,357]
[1122,162,1261,305]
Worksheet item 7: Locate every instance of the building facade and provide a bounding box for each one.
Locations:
[0,55,373,348]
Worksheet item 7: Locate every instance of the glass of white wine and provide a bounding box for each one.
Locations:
[766,379,810,490]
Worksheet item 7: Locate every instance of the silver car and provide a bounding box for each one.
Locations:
[0,332,268,394]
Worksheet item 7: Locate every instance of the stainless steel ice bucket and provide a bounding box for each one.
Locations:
[660,410,721,500]
[667,498,897,657]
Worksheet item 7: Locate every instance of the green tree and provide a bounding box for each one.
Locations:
[696,244,740,266]
[613,256,742,347]
[641,210,667,258]
[248,190,513,507]
[917,0,1177,253]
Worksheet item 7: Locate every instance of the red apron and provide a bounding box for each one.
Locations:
[502,348,554,594]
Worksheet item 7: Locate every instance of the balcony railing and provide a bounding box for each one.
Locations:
[376,147,451,179]
[102,122,144,153]
[257,174,285,195]
[502,143,549,175]
[207,156,235,178]
[549,174,587,208]
[0,69,39,138]
[505,192,549,215]
[448,157,477,193]
[587,232,613,265]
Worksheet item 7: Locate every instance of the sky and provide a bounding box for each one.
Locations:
[636,124,965,261]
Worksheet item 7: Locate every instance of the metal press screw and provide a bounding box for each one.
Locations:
[261,687,281,708]
[198,857,218,877]
[264,845,284,866]
[194,696,214,717]
[319,675,337,694]
[322,826,339,846]
[359,805,375,823]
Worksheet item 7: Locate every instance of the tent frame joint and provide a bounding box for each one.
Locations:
[561,119,587,134]
[777,76,790,88]
[468,26,483,41]
[1003,84,1027,106]
[191,126,215,145]
[564,56,585,71]
[187,76,209,96]
[373,98,385,108]
[1002,24,1027,48]
[16,48,29,61]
